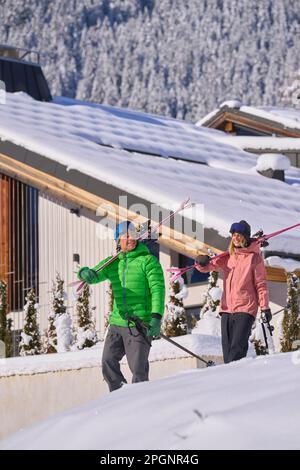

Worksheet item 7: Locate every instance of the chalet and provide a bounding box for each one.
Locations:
[197,100,300,168]
[1,48,300,355]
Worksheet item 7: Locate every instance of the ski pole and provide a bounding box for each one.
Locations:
[260,313,275,353]
[159,333,215,367]
[261,321,269,351]
[129,316,215,367]
[272,305,289,316]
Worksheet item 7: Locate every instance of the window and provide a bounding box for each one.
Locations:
[179,254,209,285]
[0,174,39,311]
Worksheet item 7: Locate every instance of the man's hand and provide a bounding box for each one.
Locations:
[261,308,272,323]
[78,267,98,284]
[195,255,210,267]
[147,313,162,337]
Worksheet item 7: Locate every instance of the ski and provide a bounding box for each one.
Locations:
[71,197,191,293]
[168,221,300,282]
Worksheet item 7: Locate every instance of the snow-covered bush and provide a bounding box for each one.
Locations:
[162,273,189,337]
[44,273,73,353]
[193,271,222,337]
[281,273,300,352]
[0,280,13,357]
[19,288,41,356]
[75,283,97,349]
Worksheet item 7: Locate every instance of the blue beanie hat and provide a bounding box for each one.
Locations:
[114,220,136,242]
[229,220,251,245]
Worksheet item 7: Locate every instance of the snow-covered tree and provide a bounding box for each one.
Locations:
[5,318,13,358]
[19,288,42,356]
[1,1,300,121]
[52,273,73,353]
[0,280,7,345]
[54,312,73,353]
[43,312,57,354]
[75,283,97,349]
[0,280,13,357]
[193,271,222,337]
[162,273,188,337]
[281,273,300,352]
[44,273,72,353]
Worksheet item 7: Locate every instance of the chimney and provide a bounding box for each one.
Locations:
[256,153,291,182]
[0,44,52,102]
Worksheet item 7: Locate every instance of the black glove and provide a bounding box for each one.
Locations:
[195,255,210,267]
[261,309,272,323]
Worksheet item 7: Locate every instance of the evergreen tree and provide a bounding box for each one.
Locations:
[51,273,73,353]
[5,318,13,358]
[200,271,221,317]
[44,272,68,353]
[19,288,42,356]
[162,274,188,337]
[1,1,300,121]
[193,271,222,337]
[0,280,13,357]
[0,280,7,345]
[75,283,97,349]
[44,312,57,354]
[281,273,300,352]
[52,272,67,317]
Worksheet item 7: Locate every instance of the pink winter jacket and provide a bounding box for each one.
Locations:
[197,241,269,317]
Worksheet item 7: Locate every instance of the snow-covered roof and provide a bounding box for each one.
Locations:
[197,101,300,133]
[203,134,300,152]
[1,92,300,255]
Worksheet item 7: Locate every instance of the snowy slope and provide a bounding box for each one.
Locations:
[1,352,300,450]
[0,334,223,378]
[1,92,300,254]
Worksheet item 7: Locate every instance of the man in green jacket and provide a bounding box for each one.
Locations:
[78,220,165,392]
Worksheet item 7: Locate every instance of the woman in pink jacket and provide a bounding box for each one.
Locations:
[196,220,271,363]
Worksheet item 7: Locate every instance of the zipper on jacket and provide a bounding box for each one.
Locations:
[122,256,129,316]
[228,266,235,312]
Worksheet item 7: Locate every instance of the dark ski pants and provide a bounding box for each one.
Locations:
[102,325,152,392]
[221,312,254,364]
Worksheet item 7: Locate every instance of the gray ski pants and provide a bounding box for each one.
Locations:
[102,325,152,392]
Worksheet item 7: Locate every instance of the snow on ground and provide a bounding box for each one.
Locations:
[1,93,300,253]
[1,352,300,450]
[0,334,223,378]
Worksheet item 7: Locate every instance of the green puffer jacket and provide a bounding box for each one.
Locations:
[79,242,165,327]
